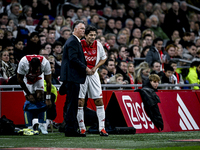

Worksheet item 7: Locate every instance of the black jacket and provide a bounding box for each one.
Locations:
[135,79,164,131]
[146,46,170,67]
[60,35,87,84]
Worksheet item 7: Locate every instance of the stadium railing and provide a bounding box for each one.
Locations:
[0,84,198,91]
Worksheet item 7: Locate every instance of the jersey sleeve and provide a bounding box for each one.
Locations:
[17,56,27,75]
[97,41,107,60]
[43,58,51,75]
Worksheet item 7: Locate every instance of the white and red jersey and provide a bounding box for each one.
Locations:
[17,55,51,84]
[81,40,107,71]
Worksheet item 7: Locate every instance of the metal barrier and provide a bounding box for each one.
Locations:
[0,84,198,91]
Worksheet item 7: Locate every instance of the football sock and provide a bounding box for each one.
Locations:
[96,105,105,131]
[77,107,86,130]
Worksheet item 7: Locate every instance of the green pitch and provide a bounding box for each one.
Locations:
[0,131,200,149]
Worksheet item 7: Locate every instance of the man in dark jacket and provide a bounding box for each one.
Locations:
[146,38,170,69]
[60,20,92,137]
[135,74,164,131]
[163,1,190,38]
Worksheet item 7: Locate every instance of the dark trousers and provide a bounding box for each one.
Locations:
[64,82,80,134]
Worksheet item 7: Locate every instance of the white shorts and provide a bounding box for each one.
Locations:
[23,74,44,95]
[79,72,102,99]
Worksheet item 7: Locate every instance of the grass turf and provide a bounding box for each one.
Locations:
[0,131,200,149]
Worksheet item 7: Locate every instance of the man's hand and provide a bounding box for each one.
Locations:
[91,67,97,75]
[86,67,93,75]
[45,99,52,108]
[26,94,36,103]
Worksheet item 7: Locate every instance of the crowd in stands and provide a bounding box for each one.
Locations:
[0,0,200,89]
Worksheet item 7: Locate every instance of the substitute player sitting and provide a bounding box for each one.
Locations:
[77,25,108,136]
[17,55,52,134]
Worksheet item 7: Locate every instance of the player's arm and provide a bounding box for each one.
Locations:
[91,58,107,74]
[17,73,35,103]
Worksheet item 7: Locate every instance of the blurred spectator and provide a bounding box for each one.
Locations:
[42,43,52,54]
[169,60,184,89]
[72,8,83,23]
[0,13,8,25]
[37,0,52,16]
[165,44,176,58]
[161,64,174,85]
[186,61,200,90]
[116,60,130,83]
[47,33,55,45]
[39,48,49,59]
[105,18,116,34]
[132,28,141,39]
[35,18,49,32]
[0,50,15,80]
[8,3,21,26]
[141,46,150,58]
[31,0,39,19]
[99,66,109,84]
[116,45,128,63]
[166,30,180,46]
[179,32,191,49]
[129,37,140,47]
[163,1,190,38]
[56,29,71,46]
[150,61,164,80]
[116,34,127,47]
[39,35,46,45]
[89,14,99,28]
[102,6,112,20]
[127,45,141,65]
[146,38,170,68]
[105,33,116,49]
[16,18,29,45]
[20,5,32,19]
[51,15,66,33]
[127,62,135,89]
[105,58,116,77]
[109,73,126,85]
[125,18,134,33]
[23,32,40,55]
[143,34,153,46]
[13,38,25,63]
[149,15,169,40]
[183,43,197,61]
[135,62,150,84]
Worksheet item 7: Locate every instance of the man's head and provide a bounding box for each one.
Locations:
[164,64,174,78]
[118,45,127,59]
[39,48,49,59]
[172,1,179,13]
[0,13,8,25]
[149,15,159,28]
[119,60,128,73]
[152,61,161,72]
[171,30,179,41]
[125,18,134,31]
[39,35,46,45]
[26,16,33,25]
[47,34,55,44]
[52,41,62,55]
[144,34,153,46]
[85,25,97,45]
[105,33,116,48]
[72,20,85,39]
[14,38,24,50]
[188,43,197,56]
[91,14,99,24]
[10,3,20,16]
[107,18,115,29]
[132,28,141,39]
[103,6,112,18]
[30,57,41,74]
[99,66,108,79]
[153,38,163,50]
[62,29,71,40]
[169,60,177,72]
[105,59,115,73]
[117,34,127,45]
[149,74,160,89]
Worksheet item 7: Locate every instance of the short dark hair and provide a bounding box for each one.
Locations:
[164,64,174,72]
[85,25,97,36]
[14,38,24,45]
[52,41,62,49]
[105,58,114,66]
[153,37,163,45]
[0,13,8,19]
[118,60,127,67]
[152,61,161,67]
[72,20,85,31]
[30,57,41,70]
